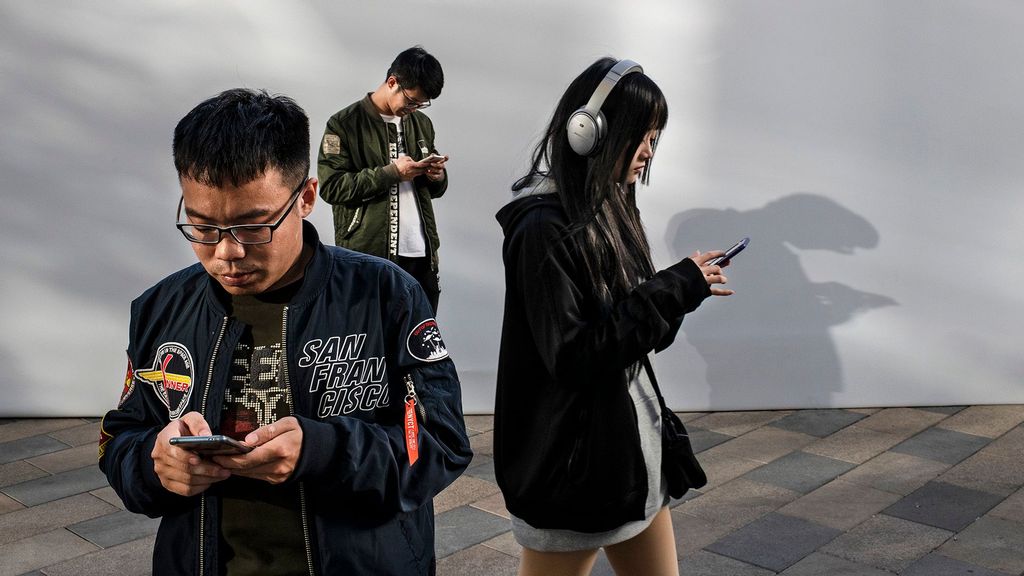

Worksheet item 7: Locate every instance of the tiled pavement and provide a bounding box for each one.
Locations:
[2,406,1023,575]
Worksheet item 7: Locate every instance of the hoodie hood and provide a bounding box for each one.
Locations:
[495,177,563,237]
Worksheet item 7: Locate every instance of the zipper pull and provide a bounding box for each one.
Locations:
[404,374,423,466]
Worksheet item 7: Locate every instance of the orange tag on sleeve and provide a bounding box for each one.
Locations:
[405,399,420,466]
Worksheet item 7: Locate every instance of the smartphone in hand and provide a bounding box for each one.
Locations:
[170,435,253,455]
[707,237,749,266]
[419,153,446,164]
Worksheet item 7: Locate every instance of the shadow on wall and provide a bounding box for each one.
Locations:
[667,193,896,409]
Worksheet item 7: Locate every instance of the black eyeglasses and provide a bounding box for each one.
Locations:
[176,178,308,245]
[399,85,431,110]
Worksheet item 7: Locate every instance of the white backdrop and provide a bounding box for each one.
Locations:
[1,0,1021,416]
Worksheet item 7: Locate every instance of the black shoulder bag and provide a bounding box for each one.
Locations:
[642,357,707,498]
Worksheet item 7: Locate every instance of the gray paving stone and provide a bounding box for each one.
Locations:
[32,534,155,576]
[590,549,614,576]
[462,415,494,435]
[902,552,1013,576]
[891,427,991,465]
[0,420,86,444]
[469,430,493,457]
[821,514,953,573]
[0,491,23,514]
[0,461,47,489]
[804,425,902,464]
[46,422,102,448]
[710,427,817,464]
[470,491,509,519]
[778,479,901,530]
[0,493,116,546]
[671,509,735,558]
[464,459,496,484]
[434,505,509,559]
[689,427,733,453]
[917,405,967,415]
[939,450,1024,497]
[436,543,517,576]
[689,411,791,437]
[937,405,1024,438]
[677,550,775,575]
[676,478,799,533]
[0,528,98,576]
[433,474,501,515]
[67,509,160,548]
[770,409,866,437]
[26,444,99,475]
[480,531,520,557]
[692,447,763,491]
[0,435,69,465]
[839,450,949,495]
[856,408,947,438]
[87,486,126,510]
[937,515,1024,575]
[884,481,1006,532]
[989,487,1024,524]
[743,451,856,493]
[706,512,841,572]
[979,424,1024,460]
[778,551,893,575]
[2,465,109,507]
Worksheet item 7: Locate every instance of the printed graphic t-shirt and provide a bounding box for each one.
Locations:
[219,282,305,575]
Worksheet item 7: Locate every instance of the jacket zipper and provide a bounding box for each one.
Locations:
[404,374,427,423]
[282,306,317,576]
[199,316,229,576]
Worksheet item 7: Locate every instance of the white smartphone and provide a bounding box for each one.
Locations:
[419,153,446,164]
[169,435,253,455]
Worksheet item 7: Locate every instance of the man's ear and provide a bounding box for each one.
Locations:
[298,178,318,218]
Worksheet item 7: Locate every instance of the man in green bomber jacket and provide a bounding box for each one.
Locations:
[318,46,448,313]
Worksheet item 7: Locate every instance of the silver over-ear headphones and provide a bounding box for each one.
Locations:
[565,59,644,156]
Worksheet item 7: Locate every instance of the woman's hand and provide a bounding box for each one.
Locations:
[691,251,735,296]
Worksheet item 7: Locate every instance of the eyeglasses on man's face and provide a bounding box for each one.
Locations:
[399,84,431,110]
[176,178,308,245]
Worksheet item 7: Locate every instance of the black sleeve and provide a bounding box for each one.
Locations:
[511,207,711,388]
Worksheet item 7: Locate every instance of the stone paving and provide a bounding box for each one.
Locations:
[2,406,1023,575]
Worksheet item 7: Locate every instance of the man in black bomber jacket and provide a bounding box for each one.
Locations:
[98,88,471,576]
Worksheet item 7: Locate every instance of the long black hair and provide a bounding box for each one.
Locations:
[514,57,669,308]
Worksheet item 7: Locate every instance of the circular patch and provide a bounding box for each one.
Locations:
[407,319,449,362]
[134,342,195,419]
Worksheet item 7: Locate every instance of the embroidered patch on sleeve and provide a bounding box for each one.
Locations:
[118,354,135,408]
[322,133,341,155]
[407,319,449,362]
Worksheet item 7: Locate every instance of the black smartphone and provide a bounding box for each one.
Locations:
[707,237,750,266]
[169,435,253,455]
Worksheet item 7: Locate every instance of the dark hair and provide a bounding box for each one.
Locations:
[387,46,444,100]
[515,57,669,307]
[173,88,310,189]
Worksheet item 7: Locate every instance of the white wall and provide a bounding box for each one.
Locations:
[1,0,1021,416]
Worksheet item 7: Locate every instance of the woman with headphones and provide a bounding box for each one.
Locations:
[493,57,734,575]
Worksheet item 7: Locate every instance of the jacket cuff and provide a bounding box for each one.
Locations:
[292,415,340,482]
[139,432,165,492]
[382,163,402,186]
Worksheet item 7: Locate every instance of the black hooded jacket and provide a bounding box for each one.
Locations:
[494,192,710,532]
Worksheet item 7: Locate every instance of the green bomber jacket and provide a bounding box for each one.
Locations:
[317,95,447,271]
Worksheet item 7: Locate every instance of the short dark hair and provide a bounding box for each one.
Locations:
[386,46,444,100]
[173,88,310,189]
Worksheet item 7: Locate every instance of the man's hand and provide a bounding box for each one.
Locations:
[152,412,231,497]
[423,156,447,182]
[212,416,303,485]
[394,156,427,181]
[691,250,735,296]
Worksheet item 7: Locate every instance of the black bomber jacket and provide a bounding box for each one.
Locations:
[98,221,471,575]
